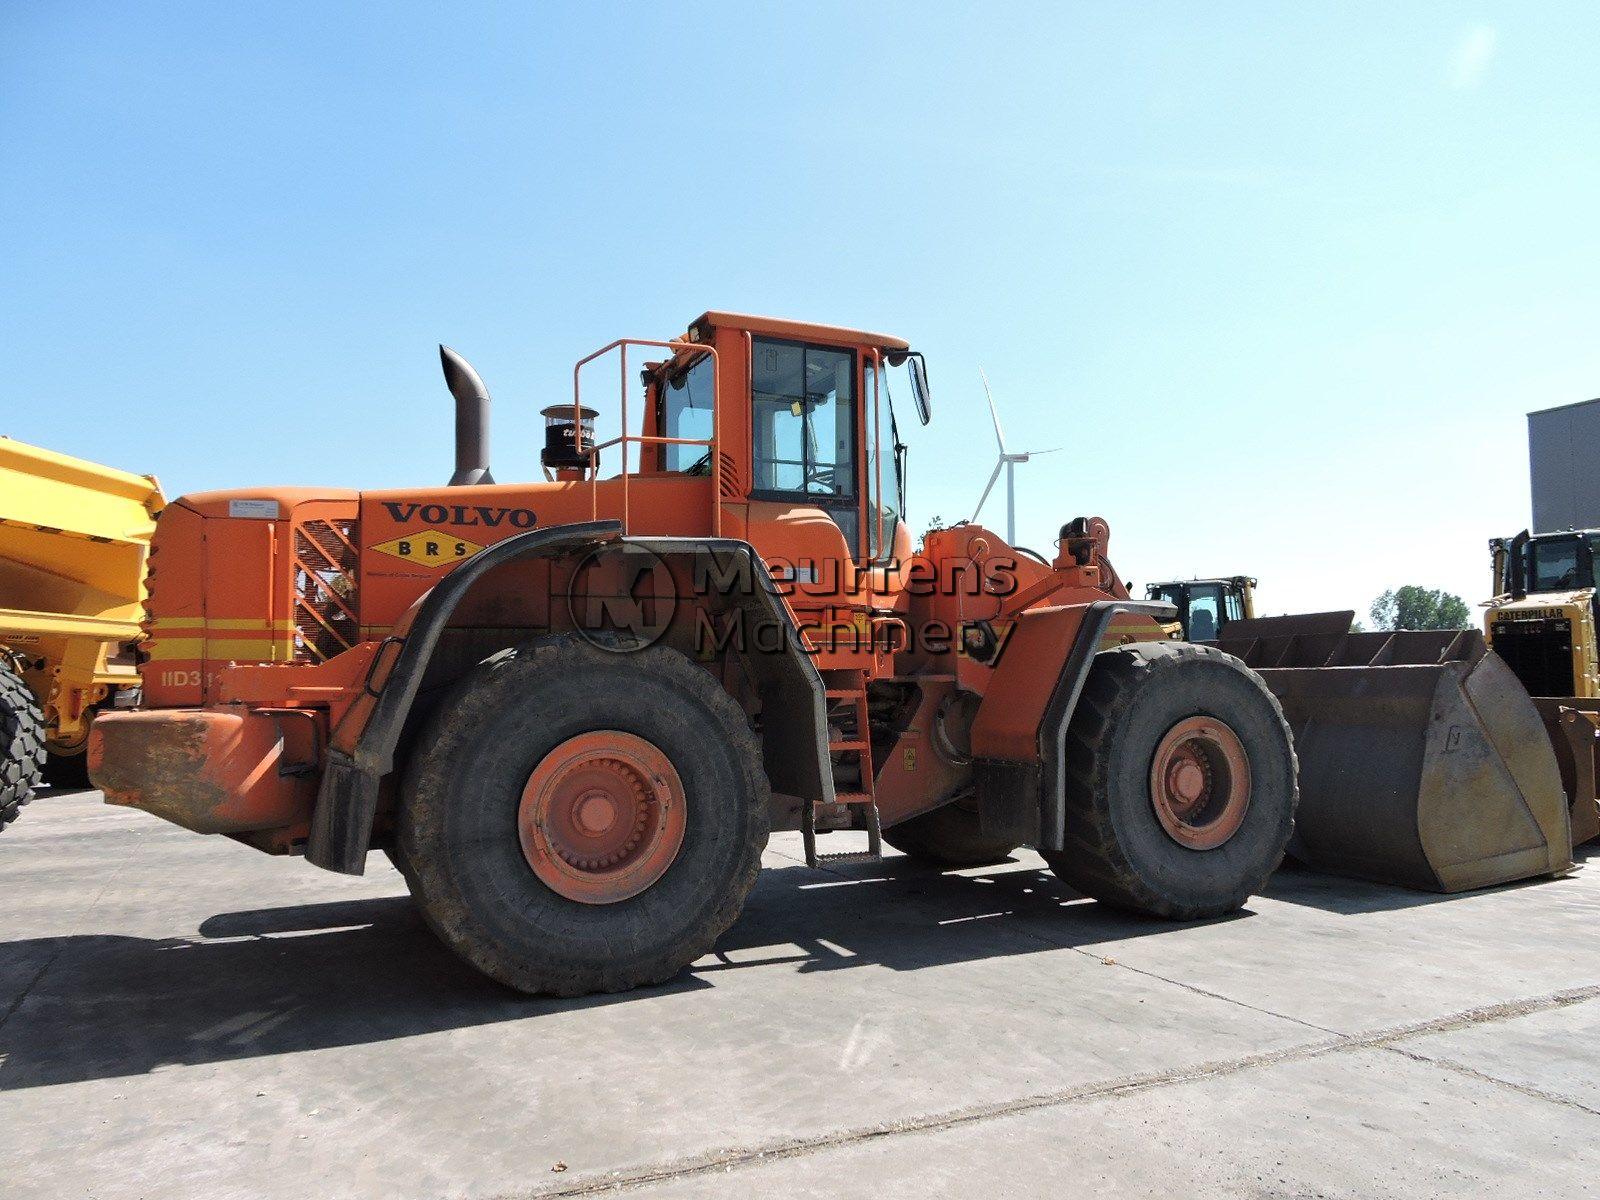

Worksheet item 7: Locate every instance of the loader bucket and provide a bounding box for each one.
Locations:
[1209,618,1572,893]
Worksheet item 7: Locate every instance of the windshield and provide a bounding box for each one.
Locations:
[1524,535,1597,592]
[1185,585,1224,640]
[750,339,855,498]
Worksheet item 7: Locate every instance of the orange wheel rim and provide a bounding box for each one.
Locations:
[1148,716,1251,850]
[518,730,687,904]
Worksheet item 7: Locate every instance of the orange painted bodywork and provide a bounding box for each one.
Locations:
[91,309,1166,852]
[91,706,317,840]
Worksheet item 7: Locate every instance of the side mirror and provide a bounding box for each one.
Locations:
[907,351,932,425]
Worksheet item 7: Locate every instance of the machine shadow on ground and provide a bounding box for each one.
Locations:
[0,857,1245,1091]
[2,842,1556,1092]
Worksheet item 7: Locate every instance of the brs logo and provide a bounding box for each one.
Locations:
[380,501,538,529]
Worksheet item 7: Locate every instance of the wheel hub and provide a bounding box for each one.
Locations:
[518,730,687,904]
[1149,716,1251,850]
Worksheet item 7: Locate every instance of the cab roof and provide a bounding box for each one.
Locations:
[690,311,910,353]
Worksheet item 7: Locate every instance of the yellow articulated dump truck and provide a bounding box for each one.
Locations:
[1,438,162,828]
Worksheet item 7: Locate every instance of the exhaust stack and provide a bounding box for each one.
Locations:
[440,345,494,486]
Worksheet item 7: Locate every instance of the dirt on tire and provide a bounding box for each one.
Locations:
[398,636,770,996]
[1042,641,1297,920]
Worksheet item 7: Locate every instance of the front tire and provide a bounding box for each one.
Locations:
[1042,641,1296,919]
[399,637,770,996]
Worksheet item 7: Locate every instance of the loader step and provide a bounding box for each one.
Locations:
[812,851,882,866]
[808,683,882,867]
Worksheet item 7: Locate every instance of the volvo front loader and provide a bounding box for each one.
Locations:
[92,312,1302,996]
[1,438,162,830]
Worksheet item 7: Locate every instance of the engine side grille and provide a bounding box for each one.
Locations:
[293,519,359,662]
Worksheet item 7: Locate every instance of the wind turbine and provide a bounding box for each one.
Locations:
[972,368,1060,545]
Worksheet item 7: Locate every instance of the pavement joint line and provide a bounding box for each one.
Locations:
[494,983,1600,1200]
[1059,948,1343,1037]
[1383,1045,1600,1116]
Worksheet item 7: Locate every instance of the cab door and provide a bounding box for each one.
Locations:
[748,337,862,555]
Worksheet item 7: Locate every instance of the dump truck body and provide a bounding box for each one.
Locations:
[0,438,161,819]
[92,312,1302,994]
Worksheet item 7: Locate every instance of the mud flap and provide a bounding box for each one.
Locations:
[1211,621,1572,893]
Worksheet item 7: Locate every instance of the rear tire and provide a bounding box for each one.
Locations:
[0,667,44,832]
[399,637,770,996]
[883,798,1019,867]
[1042,641,1296,919]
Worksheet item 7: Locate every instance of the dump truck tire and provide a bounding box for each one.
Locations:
[0,667,45,832]
[1041,641,1296,920]
[398,637,770,996]
[883,798,1018,866]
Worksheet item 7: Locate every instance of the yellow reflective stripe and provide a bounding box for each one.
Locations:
[148,617,295,631]
[146,638,204,660]
[146,636,294,662]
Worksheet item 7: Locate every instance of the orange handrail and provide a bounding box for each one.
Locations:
[571,339,721,537]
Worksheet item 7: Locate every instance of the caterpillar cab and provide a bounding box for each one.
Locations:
[1145,576,1256,642]
[91,311,1303,996]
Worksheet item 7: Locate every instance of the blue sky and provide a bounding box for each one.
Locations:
[5,3,1598,616]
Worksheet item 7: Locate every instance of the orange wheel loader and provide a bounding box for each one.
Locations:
[91,313,1299,995]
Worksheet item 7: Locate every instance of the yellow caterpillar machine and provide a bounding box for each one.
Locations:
[0,438,162,828]
[1145,576,1256,642]
[1484,528,1600,844]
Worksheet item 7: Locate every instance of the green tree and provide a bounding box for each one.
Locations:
[1368,586,1472,631]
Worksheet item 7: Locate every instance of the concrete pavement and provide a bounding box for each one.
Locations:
[3,790,1598,1198]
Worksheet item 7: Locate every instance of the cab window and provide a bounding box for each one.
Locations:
[660,353,715,474]
[864,360,904,562]
[751,339,855,499]
[1527,537,1585,591]
[1223,586,1246,624]
[1187,584,1223,641]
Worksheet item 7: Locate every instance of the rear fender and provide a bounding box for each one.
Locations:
[309,520,623,873]
[309,525,834,874]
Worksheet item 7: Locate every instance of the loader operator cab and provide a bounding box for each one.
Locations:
[1492,530,1600,597]
[1144,577,1255,642]
[651,318,930,564]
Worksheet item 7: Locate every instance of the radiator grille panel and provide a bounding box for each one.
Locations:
[293,519,358,662]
